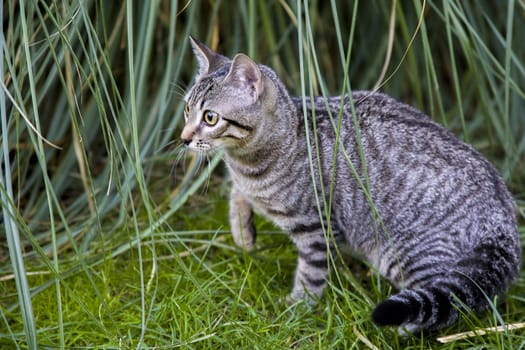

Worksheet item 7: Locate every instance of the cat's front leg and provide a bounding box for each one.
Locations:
[288,228,330,303]
[229,187,256,251]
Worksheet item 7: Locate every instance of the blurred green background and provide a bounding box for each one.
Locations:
[1,1,524,349]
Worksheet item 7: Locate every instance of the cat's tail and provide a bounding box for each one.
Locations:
[371,234,521,332]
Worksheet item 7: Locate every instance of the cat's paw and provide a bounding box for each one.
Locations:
[231,223,256,251]
[284,293,298,306]
[284,291,318,306]
[231,228,256,251]
[239,240,255,252]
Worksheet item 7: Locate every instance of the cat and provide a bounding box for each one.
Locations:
[180,36,521,333]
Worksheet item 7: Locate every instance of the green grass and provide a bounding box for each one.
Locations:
[1,1,524,349]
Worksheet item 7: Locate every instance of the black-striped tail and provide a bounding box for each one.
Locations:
[371,285,461,332]
[371,240,520,332]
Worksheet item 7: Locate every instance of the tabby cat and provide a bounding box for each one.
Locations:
[180,37,521,333]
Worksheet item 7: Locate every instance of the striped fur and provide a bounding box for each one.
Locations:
[181,37,521,332]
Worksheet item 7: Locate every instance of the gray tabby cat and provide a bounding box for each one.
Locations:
[181,37,521,333]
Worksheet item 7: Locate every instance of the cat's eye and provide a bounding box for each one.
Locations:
[203,110,219,126]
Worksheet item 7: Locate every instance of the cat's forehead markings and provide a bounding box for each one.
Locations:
[187,64,230,106]
[189,79,216,108]
[199,83,214,104]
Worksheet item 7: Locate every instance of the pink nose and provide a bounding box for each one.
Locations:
[180,128,194,145]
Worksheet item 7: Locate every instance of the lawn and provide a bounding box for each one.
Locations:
[1,1,524,349]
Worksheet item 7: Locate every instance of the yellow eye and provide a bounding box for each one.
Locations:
[184,103,190,115]
[203,110,219,126]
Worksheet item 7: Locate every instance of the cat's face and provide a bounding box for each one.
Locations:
[181,37,272,154]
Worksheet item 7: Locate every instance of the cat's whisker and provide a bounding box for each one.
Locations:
[202,154,213,194]
[157,139,178,155]
[196,154,212,195]
[195,155,204,173]
[198,155,206,194]
[159,128,177,137]
[169,90,185,99]
[171,145,190,178]
[169,81,188,98]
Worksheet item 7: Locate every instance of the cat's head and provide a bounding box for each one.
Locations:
[181,37,278,154]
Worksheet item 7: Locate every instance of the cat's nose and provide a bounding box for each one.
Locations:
[180,128,194,146]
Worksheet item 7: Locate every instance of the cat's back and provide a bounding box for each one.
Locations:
[350,91,514,205]
[367,92,514,221]
[293,91,490,175]
[294,91,517,242]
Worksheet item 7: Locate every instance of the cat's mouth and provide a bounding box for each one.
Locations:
[182,138,213,153]
[182,132,243,154]
[180,123,221,153]
[182,135,231,154]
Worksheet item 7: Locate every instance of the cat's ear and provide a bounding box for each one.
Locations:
[189,36,229,78]
[224,54,264,103]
